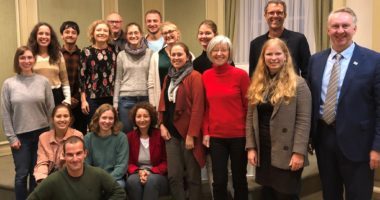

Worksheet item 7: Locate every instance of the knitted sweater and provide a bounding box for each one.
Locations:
[202,63,250,138]
[33,55,71,104]
[27,165,126,200]
[1,74,54,144]
[113,49,153,107]
[84,132,129,180]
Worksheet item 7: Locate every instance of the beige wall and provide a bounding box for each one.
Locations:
[333,0,379,51]
[0,0,18,141]
[165,0,205,56]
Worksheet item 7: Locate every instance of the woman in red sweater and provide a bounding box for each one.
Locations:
[202,35,250,200]
[126,102,168,200]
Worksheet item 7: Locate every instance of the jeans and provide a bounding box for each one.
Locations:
[12,127,49,200]
[210,137,248,200]
[118,96,148,133]
[126,173,169,200]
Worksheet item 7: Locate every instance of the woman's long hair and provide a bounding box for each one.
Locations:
[247,38,297,105]
[27,22,61,65]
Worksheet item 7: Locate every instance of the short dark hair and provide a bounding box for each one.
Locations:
[13,46,36,74]
[145,9,162,21]
[63,135,86,154]
[60,21,80,35]
[265,0,287,15]
[129,102,158,135]
[125,22,143,36]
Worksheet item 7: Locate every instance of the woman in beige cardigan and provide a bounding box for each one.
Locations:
[246,38,311,199]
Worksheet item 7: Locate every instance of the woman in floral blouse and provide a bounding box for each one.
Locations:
[80,20,117,125]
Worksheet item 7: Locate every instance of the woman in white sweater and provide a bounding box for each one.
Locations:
[114,22,153,133]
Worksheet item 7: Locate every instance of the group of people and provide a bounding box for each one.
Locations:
[1,0,380,200]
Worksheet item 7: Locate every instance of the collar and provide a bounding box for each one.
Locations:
[328,42,355,61]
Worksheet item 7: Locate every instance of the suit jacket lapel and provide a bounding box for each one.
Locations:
[339,45,362,101]
[314,50,330,105]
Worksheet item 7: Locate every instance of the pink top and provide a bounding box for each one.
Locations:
[34,128,83,181]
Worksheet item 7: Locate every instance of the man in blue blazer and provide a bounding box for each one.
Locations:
[308,7,380,200]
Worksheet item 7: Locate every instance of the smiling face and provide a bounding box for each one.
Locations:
[328,11,356,52]
[93,23,110,44]
[210,43,229,66]
[135,108,151,132]
[162,25,179,46]
[62,27,78,45]
[264,43,287,75]
[18,50,35,74]
[53,107,71,132]
[37,25,51,48]
[126,25,142,47]
[106,13,123,36]
[264,3,286,31]
[64,141,87,177]
[145,13,162,35]
[170,45,188,70]
[98,110,115,134]
[198,24,216,50]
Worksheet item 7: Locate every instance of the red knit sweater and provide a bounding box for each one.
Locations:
[202,63,250,138]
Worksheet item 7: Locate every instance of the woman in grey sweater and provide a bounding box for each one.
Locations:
[1,46,54,200]
[114,22,153,133]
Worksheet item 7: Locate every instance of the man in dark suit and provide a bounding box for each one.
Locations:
[248,0,310,78]
[308,7,380,200]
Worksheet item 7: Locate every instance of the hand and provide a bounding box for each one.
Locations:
[247,149,257,166]
[203,135,210,148]
[81,100,90,115]
[185,135,194,150]
[138,169,149,185]
[370,150,380,169]
[160,124,171,140]
[10,140,21,150]
[289,153,304,171]
[70,97,79,109]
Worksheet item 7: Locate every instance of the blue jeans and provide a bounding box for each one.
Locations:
[118,96,148,133]
[126,173,169,200]
[11,127,49,200]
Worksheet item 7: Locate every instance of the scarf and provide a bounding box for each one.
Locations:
[167,60,193,102]
[124,38,148,57]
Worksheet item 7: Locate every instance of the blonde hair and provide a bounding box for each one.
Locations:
[160,21,181,39]
[88,20,111,44]
[247,38,297,105]
[89,104,122,134]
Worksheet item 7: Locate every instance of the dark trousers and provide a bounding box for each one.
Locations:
[261,186,299,200]
[210,137,248,200]
[166,137,201,200]
[86,97,113,126]
[315,120,374,200]
[71,103,87,135]
[11,127,49,200]
[52,87,64,106]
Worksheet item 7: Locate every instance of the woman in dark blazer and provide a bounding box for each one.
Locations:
[126,102,168,200]
[158,42,205,200]
[246,38,311,199]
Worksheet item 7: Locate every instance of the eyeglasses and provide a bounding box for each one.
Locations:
[267,11,285,17]
[211,48,229,53]
[107,20,122,24]
[162,29,176,36]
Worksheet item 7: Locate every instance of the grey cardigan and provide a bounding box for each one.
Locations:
[245,76,311,170]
